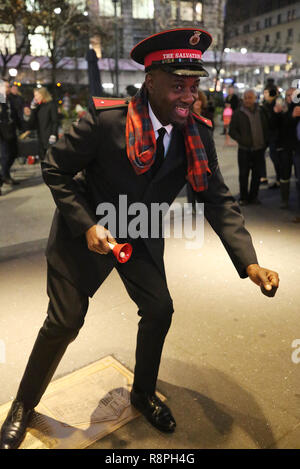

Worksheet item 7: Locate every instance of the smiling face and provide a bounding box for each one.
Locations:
[145,69,200,127]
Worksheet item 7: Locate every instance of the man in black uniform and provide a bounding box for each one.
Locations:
[0,29,279,449]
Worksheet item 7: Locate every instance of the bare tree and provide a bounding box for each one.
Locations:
[0,0,38,78]
[24,1,91,96]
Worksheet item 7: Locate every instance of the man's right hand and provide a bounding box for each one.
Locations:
[85,225,116,255]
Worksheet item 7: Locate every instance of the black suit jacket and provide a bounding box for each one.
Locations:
[27,101,58,149]
[42,106,258,296]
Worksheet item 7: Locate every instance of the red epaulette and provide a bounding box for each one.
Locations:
[192,113,213,128]
[92,96,130,110]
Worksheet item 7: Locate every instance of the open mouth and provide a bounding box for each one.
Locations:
[175,106,190,118]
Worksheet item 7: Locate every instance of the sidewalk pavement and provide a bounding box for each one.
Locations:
[0,127,299,449]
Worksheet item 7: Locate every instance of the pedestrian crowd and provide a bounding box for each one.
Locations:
[0,80,60,196]
[1,78,300,223]
[224,83,300,222]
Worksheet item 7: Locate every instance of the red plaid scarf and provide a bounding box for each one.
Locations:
[126,84,211,191]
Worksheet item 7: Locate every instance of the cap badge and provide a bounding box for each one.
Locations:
[189,31,202,46]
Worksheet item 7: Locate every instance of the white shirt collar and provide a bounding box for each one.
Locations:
[148,102,173,136]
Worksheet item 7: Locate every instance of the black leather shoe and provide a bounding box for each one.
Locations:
[130,388,176,433]
[0,400,33,449]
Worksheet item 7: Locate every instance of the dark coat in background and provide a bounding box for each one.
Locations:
[9,93,25,125]
[0,95,22,140]
[225,93,240,112]
[269,102,299,151]
[42,104,258,297]
[0,95,23,182]
[229,105,269,150]
[27,101,58,158]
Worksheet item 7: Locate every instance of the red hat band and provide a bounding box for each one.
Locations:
[144,49,203,68]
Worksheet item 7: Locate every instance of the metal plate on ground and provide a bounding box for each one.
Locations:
[0,356,165,449]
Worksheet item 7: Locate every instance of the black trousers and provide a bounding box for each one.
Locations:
[0,137,18,182]
[269,142,281,182]
[278,149,294,182]
[16,247,174,409]
[238,148,265,201]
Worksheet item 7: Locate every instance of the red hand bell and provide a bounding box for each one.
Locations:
[108,242,132,263]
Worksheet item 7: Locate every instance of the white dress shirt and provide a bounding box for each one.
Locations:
[148,102,173,156]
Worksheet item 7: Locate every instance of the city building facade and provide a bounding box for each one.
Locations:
[225,0,300,90]
[0,0,226,95]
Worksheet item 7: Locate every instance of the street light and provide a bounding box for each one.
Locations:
[8,68,18,78]
[241,48,247,54]
[112,0,119,96]
[30,60,40,84]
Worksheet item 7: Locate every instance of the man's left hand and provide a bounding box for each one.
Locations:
[246,264,279,297]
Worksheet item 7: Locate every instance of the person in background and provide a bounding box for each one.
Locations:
[186,89,214,212]
[223,102,233,146]
[0,80,22,194]
[26,87,58,161]
[23,105,31,122]
[229,89,269,205]
[225,85,240,111]
[221,85,239,135]
[9,84,25,124]
[270,88,299,210]
[262,84,280,188]
[192,89,214,124]
[291,93,300,222]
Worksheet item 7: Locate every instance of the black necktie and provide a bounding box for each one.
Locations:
[151,127,166,177]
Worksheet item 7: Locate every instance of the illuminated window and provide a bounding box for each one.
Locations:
[132,0,154,19]
[27,0,85,12]
[180,2,194,21]
[171,1,177,19]
[99,0,121,17]
[29,26,51,56]
[195,2,202,21]
[171,1,202,22]
[0,24,16,54]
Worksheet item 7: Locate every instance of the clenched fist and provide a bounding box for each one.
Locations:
[246,263,279,297]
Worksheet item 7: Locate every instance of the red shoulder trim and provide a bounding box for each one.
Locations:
[92,97,129,110]
[192,112,213,128]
